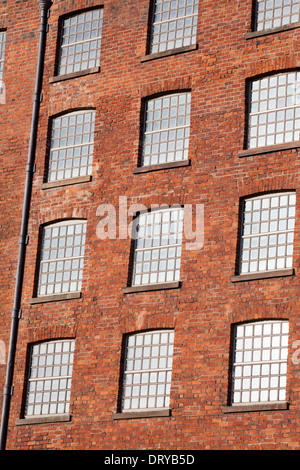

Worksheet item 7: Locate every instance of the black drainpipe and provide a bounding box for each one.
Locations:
[0,0,52,450]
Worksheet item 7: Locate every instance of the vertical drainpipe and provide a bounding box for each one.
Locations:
[0,0,52,450]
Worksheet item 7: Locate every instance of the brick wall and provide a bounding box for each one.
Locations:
[0,0,299,449]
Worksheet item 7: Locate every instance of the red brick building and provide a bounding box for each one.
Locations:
[0,0,299,450]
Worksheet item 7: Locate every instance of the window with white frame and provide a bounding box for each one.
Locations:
[121,330,174,412]
[25,339,75,417]
[231,320,289,405]
[47,110,95,182]
[149,0,199,54]
[131,206,183,286]
[255,0,300,32]
[141,92,191,166]
[58,8,103,76]
[239,192,296,275]
[248,71,300,149]
[0,30,6,82]
[38,220,86,296]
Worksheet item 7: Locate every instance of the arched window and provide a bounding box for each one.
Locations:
[231,320,289,405]
[0,29,6,82]
[121,330,174,412]
[141,91,191,167]
[38,220,87,296]
[24,339,75,417]
[239,192,296,274]
[131,206,183,286]
[57,8,103,75]
[47,110,95,182]
[254,0,300,32]
[149,0,199,54]
[248,71,300,149]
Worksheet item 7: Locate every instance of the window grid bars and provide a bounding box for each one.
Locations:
[122,330,174,412]
[58,8,103,76]
[248,71,300,149]
[255,0,300,32]
[239,192,296,274]
[48,110,95,182]
[150,0,199,54]
[0,30,6,83]
[142,92,191,166]
[131,207,184,286]
[38,220,86,297]
[231,321,289,405]
[25,340,75,417]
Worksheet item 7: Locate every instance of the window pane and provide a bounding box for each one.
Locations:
[150,0,199,54]
[25,340,75,417]
[132,207,183,286]
[58,9,103,75]
[38,220,86,296]
[255,0,300,31]
[240,192,296,274]
[248,71,300,149]
[122,330,174,411]
[231,321,289,405]
[142,92,191,166]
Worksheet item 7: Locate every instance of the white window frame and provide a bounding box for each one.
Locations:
[131,206,184,287]
[25,339,75,417]
[38,220,86,297]
[231,320,289,405]
[248,71,300,149]
[58,8,103,76]
[141,92,191,167]
[239,192,296,275]
[149,0,199,54]
[121,330,174,412]
[47,110,95,183]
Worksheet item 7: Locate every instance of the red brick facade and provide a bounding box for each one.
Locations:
[0,0,300,450]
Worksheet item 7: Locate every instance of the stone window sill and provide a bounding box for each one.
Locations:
[245,22,300,39]
[41,175,92,190]
[222,402,289,413]
[16,414,71,425]
[123,281,181,294]
[238,141,300,158]
[49,66,100,84]
[133,159,190,174]
[113,409,171,420]
[141,44,198,62]
[29,292,82,304]
[231,268,294,283]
